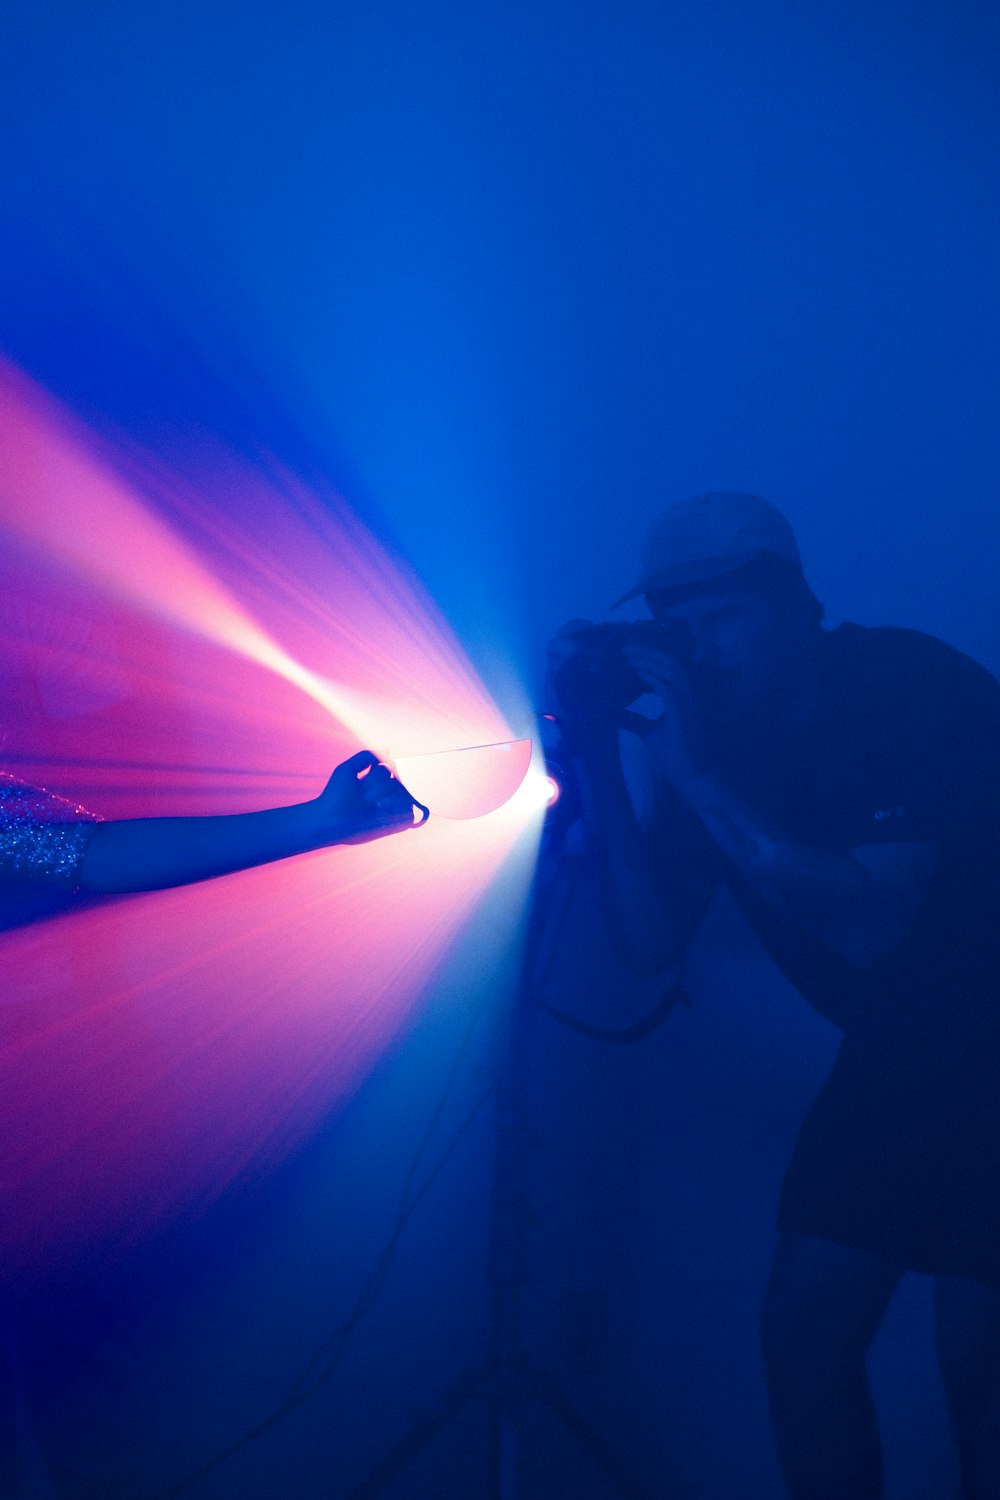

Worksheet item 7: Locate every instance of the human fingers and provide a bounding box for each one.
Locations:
[546,622,598,697]
[622,643,687,691]
[546,619,594,659]
[554,617,594,639]
[362,767,428,826]
[335,747,383,780]
[358,763,401,810]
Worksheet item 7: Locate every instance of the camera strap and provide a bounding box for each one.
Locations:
[539,957,690,1044]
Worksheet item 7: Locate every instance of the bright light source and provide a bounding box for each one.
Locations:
[506,763,561,817]
[545,775,561,807]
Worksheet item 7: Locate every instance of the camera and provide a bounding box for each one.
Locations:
[553,620,685,714]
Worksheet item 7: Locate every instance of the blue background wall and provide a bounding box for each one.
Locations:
[2,1,999,1495]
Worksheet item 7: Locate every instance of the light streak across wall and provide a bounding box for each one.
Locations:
[0,357,543,1272]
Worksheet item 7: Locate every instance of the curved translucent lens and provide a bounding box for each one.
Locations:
[392,738,533,820]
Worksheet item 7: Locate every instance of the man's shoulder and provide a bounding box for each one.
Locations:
[826,622,1000,713]
[822,625,1000,827]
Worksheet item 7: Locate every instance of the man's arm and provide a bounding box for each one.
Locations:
[670,767,938,971]
[620,637,941,972]
[547,624,718,974]
[568,728,719,976]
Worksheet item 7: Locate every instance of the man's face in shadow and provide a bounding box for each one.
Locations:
[644,582,812,732]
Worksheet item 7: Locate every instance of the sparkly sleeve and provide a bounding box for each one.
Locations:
[0,773,103,890]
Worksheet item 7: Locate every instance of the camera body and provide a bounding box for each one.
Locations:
[553,620,684,714]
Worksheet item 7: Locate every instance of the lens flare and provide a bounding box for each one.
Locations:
[0,356,542,1274]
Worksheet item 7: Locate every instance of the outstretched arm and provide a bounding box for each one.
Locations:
[79,751,420,893]
[1,752,422,896]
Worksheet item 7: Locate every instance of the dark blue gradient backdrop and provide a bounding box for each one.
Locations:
[2,2,999,1496]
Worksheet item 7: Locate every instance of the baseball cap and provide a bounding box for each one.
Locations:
[613,491,803,607]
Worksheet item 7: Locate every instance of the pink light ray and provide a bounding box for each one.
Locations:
[0,358,541,1273]
[0,356,514,758]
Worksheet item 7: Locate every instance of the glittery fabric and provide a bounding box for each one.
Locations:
[0,772,102,889]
